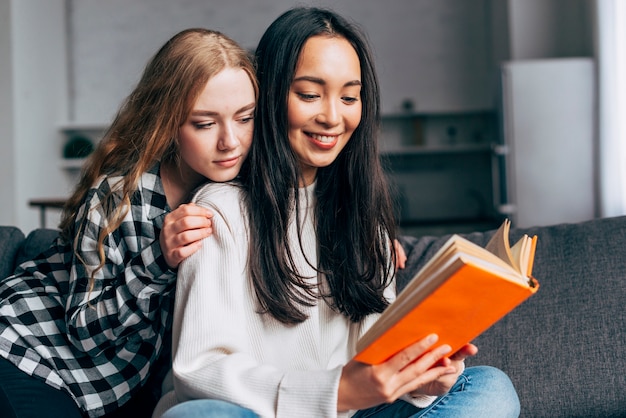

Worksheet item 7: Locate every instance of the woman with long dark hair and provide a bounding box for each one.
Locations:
[156,7,520,418]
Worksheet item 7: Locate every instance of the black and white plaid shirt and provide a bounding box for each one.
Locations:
[0,163,176,417]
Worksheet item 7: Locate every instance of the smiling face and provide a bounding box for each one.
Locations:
[287,35,362,186]
[177,67,256,185]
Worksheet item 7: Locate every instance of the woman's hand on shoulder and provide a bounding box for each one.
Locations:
[338,334,468,412]
[393,239,407,270]
[160,203,213,269]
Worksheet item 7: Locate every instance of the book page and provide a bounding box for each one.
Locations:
[511,235,538,277]
[484,219,518,271]
[485,219,537,279]
[510,237,530,276]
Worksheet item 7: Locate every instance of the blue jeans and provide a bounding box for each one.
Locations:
[353,366,520,418]
[161,366,519,418]
[161,399,259,418]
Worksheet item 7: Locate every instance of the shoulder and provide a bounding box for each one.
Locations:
[74,175,124,221]
[88,174,124,198]
[78,167,165,227]
[180,183,249,276]
[191,182,244,212]
[91,164,160,199]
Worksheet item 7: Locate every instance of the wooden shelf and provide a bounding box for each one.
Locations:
[399,218,502,237]
[58,122,107,132]
[29,198,67,228]
[381,143,493,156]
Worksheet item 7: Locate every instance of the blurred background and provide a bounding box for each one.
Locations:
[1,0,624,236]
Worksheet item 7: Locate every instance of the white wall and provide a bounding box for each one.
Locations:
[507,0,593,59]
[0,0,16,227]
[0,0,594,234]
[69,0,296,123]
[68,0,495,121]
[0,0,69,232]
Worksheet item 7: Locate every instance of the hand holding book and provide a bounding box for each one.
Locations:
[355,219,539,364]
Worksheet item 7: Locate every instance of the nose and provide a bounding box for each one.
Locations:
[316,98,341,127]
[218,122,240,151]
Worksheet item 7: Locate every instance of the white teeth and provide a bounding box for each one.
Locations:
[311,133,335,143]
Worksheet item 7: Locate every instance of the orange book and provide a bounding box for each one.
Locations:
[354,219,539,365]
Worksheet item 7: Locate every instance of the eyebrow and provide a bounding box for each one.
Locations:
[190,102,256,117]
[293,75,362,87]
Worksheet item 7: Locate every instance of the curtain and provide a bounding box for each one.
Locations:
[595,0,626,217]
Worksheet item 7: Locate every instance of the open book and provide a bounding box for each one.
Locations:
[354,219,539,365]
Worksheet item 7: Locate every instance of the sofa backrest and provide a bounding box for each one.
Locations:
[15,228,61,266]
[0,226,25,278]
[0,227,60,278]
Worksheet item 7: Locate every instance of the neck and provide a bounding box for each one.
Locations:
[160,161,204,209]
[300,166,317,187]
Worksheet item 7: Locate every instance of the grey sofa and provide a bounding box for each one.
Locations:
[1,217,625,417]
[397,216,626,417]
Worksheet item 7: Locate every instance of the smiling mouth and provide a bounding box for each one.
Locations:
[308,133,339,144]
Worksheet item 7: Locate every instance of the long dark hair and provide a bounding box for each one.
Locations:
[241,7,397,324]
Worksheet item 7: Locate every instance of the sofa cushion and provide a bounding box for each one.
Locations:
[397,216,626,417]
[0,226,25,278]
[14,228,60,268]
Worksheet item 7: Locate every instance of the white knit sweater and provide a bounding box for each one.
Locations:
[153,182,433,418]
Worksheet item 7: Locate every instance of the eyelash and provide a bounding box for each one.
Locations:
[193,122,215,129]
[192,115,254,130]
[296,93,359,104]
[297,93,319,101]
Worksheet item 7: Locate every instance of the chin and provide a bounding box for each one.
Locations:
[208,170,239,183]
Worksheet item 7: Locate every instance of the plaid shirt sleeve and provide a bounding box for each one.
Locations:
[64,174,176,356]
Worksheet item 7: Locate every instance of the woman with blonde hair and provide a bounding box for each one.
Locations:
[0,28,257,417]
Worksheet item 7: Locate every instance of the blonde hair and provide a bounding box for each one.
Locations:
[59,28,257,283]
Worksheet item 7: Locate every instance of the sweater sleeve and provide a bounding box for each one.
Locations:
[169,184,341,418]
